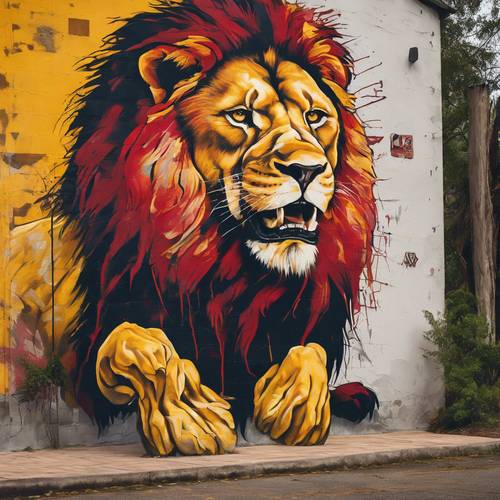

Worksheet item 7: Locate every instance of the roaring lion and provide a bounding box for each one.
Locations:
[10,0,379,455]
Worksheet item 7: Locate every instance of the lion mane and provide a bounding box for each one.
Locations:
[55,0,376,428]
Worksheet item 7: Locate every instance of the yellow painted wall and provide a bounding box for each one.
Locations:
[0,0,151,394]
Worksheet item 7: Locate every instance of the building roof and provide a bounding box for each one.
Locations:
[419,0,456,18]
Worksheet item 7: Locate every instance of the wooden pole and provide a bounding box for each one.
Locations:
[491,98,499,343]
[468,85,496,343]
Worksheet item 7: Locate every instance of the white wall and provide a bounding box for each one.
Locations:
[326,0,446,433]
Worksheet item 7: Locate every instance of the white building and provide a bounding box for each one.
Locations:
[327,0,453,434]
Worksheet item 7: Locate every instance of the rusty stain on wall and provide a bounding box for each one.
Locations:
[33,25,56,53]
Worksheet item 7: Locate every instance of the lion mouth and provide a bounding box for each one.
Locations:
[248,201,319,244]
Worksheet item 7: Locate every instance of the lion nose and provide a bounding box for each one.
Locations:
[275,162,327,190]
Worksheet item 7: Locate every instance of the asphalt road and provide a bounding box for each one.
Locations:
[50,454,500,499]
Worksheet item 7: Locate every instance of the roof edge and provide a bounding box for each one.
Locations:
[419,0,456,18]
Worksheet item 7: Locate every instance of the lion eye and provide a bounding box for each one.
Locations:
[305,109,328,129]
[226,108,253,126]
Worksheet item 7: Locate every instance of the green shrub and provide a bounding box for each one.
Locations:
[16,357,65,405]
[425,290,500,429]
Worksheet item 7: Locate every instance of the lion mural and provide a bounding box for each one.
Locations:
[10,0,379,456]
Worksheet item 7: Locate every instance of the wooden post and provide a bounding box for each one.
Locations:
[468,85,496,343]
[492,98,499,343]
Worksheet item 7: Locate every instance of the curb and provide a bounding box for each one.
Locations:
[2,442,499,498]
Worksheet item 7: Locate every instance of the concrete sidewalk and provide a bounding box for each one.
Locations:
[0,431,499,498]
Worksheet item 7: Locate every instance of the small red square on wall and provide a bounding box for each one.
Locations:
[391,134,414,159]
[68,18,90,37]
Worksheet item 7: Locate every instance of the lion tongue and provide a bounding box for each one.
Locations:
[284,213,304,224]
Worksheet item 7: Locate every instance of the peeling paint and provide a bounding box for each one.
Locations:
[1,152,46,170]
[0,74,9,89]
[391,134,414,159]
[4,42,35,55]
[0,110,8,146]
[13,203,32,221]
[33,26,56,53]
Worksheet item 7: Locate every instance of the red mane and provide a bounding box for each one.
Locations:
[65,0,376,383]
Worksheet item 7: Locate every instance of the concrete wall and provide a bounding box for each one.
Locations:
[0,0,154,452]
[0,0,445,451]
[330,0,446,433]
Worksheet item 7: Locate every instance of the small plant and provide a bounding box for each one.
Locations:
[16,357,66,448]
[16,357,65,404]
[424,290,500,430]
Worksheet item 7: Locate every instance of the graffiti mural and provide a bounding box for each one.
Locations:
[5,0,380,456]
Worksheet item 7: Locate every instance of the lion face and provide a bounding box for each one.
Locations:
[178,51,340,276]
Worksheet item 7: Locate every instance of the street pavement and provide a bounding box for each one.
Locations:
[50,454,500,499]
[1,432,499,498]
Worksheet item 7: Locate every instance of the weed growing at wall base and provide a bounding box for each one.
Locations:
[424,290,500,429]
[16,357,65,404]
[15,357,66,448]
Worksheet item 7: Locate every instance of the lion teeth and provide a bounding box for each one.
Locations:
[262,216,279,229]
[264,206,318,232]
[276,207,284,226]
[306,208,318,231]
[279,223,306,230]
[306,220,318,231]
[262,207,285,229]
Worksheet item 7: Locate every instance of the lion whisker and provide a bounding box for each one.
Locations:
[204,172,242,183]
[220,172,243,180]
[219,212,259,239]
[209,197,235,214]
[206,182,243,195]
[218,208,250,226]
[204,173,243,188]
[221,189,325,226]
[210,195,255,219]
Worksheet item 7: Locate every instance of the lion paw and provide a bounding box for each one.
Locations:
[253,343,330,446]
[96,322,236,456]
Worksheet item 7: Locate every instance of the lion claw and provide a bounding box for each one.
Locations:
[253,343,331,446]
[96,322,236,456]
